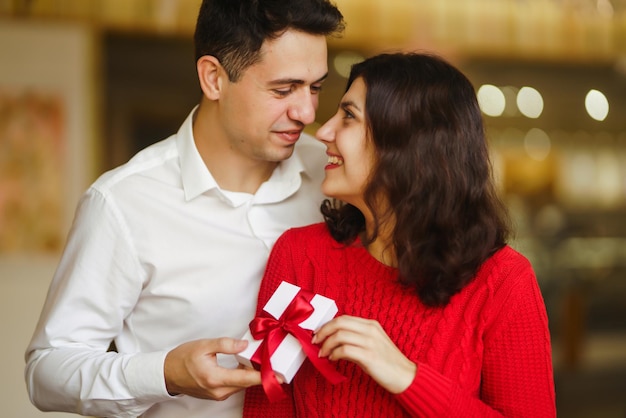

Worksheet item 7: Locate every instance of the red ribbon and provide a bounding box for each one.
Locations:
[249,289,346,402]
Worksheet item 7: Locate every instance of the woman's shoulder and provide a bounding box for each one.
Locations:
[268,223,340,282]
[281,222,334,243]
[475,244,538,301]
[488,245,533,275]
[272,223,343,262]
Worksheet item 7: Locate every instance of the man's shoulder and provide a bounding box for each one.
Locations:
[91,136,178,193]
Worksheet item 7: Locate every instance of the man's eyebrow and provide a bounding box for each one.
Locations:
[268,73,329,86]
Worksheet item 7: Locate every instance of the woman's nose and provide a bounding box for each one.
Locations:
[315,117,336,143]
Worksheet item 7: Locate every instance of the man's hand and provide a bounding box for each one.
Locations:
[164,338,262,401]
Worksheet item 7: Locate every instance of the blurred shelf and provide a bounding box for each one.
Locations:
[1,0,626,63]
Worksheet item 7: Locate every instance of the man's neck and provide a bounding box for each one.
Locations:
[209,157,278,194]
[192,104,278,194]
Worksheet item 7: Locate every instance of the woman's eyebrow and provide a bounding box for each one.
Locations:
[341,100,361,112]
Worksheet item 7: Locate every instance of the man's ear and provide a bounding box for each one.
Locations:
[197,55,225,100]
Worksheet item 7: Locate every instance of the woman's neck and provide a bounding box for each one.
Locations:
[365,238,397,267]
[363,217,397,267]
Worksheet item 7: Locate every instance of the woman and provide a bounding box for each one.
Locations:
[243,52,556,417]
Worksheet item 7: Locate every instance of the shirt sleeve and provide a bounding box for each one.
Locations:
[25,187,173,417]
[395,261,556,418]
[243,230,298,418]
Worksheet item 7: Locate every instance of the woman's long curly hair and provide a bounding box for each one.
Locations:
[321,52,511,307]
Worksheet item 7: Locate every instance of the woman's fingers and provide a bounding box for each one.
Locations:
[312,315,417,394]
[317,320,376,358]
[313,315,371,343]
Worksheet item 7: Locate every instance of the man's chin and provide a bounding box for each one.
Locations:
[268,146,296,162]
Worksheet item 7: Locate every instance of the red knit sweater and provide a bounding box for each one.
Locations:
[243,223,556,417]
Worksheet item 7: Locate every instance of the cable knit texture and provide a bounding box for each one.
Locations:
[243,223,556,417]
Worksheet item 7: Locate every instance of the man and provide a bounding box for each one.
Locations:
[25,1,344,417]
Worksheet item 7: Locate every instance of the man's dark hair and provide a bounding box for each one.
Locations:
[194,0,344,81]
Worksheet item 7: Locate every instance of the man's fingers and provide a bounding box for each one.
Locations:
[217,365,262,388]
[208,337,249,354]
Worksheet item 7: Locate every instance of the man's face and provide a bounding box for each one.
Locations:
[218,29,329,163]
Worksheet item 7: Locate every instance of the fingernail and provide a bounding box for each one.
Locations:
[311,335,317,344]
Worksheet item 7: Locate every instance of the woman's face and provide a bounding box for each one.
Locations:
[315,77,376,213]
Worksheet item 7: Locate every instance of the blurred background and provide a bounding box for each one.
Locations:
[1,0,625,417]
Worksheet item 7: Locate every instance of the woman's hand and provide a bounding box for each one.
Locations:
[312,315,417,394]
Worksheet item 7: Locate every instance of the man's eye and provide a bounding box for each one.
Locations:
[273,89,291,97]
[311,85,323,94]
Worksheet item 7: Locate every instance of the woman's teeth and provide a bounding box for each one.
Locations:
[328,156,343,165]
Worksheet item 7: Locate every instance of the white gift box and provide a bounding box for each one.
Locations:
[235,281,338,383]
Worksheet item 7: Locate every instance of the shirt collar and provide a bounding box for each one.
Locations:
[178,107,219,201]
[253,148,305,205]
[177,106,310,204]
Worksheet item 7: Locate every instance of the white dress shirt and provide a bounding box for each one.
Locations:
[25,108,327,417]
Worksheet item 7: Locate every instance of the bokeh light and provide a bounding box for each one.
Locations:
[477,84,505,117]
[517,86,544,118]
[585,89,609,121]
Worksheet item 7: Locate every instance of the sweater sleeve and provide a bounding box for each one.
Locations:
[395,363,505,418]
[243,230,298,418]
[477,261,556,417]
[396,257,556,418]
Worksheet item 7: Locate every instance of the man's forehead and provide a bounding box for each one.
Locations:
[243,59,328,86]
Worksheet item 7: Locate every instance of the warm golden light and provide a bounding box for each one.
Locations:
[477,84,505,117]
[524,128,551,161]
[517,86,544,119]
[585,89,609,121]
[333,51,364,79]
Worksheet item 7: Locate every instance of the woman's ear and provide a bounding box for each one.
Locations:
[197,55,224,100]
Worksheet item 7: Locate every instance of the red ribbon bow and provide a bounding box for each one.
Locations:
[249,289,346,402]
